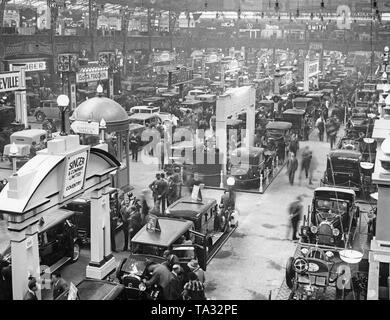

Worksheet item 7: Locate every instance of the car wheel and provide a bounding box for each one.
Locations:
[71,242,81,262]
[285,257,295,289]
[36,112,45,122]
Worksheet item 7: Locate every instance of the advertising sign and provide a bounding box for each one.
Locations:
[168,67,194,86]
[76,68,109,83]
[0,71,22,92]
[58,54,79,72]
[62,151,89,199]
[70,121,99,135]
[10,61,46,72]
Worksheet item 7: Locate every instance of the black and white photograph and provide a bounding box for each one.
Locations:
[0,0,389,312]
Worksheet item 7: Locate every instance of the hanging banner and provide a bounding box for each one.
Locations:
[76,68,109,83]
[62,150,89,199]
[0,71,22,92]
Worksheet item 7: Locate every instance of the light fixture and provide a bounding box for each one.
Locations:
[97,84,104,94]
[56,94,70,107]
[227,176,236,186]
[321,0,325,9]
[100,118,106,129]
[275,1,279,11]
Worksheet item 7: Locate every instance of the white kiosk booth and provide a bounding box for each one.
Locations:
[0,135,120,299]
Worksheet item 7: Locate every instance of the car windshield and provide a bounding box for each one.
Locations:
[315,199,348,217]
[129,119,145,125]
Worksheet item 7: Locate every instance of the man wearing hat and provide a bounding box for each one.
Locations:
[187,259,205,284]
[168,264,183,300]
[24,277,38,300]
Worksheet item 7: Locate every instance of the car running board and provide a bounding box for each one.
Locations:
[41,257,71,275]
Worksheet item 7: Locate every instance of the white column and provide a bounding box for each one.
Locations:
[10,223,40,300]
[86,187,116,279]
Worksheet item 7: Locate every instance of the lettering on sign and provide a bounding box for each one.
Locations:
[307,61,320,77]
[70,121,99,135]
[10,61,46,72]
[63,151,88,198]
[0,72,21,92]
[76,70,108,83]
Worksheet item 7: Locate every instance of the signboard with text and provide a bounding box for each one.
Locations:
[10,61,46,72]
[168,67,193,86]
[76,69,109,83]
[0,71,22,92]
[70,121,99,135]
[62,150,89,199]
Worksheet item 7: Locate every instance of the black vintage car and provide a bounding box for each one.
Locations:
[56,279,126,300]
[282,108,306,139]
[321,149,365,194]
[300,187,359,248]
[116,217,209,300]
[347,112,374,138]
[62,188,122,245]
[1,209,83,291]
[229,146,275,189]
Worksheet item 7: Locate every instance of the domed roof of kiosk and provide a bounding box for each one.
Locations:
[72,97,129,132]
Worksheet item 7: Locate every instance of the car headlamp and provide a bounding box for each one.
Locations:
[310,226,318,234]
[165,209,170,215]
[325,251,334,258]
[301,248,309,256]
[332,228,340,237]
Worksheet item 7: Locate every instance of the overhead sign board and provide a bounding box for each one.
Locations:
[76,68,109,83]
[0,71,22,92]
[168,67,193,86]
[70,121,100,135]
[62,150,89,199]
[10,61,46,72]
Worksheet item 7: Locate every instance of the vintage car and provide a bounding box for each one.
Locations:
[1,209,82,276]
[292,97,314,115]
[347,111,374,137]
[115,217,209,299]
[321,149,365,193]
[265,121,292,149]
[56,279,126,300]
[180,100,203,114]
[306,92,324,108]
[185,89,206,101]
[229,146,275,189]
[165,196,236,251]
[257,100,275,114]
[3,129,47,161]
[62,188,122,245]
[285,245,342,300]
[282,109,306,139]
[300,187,359,248]
[129,105,160,115]
[34,100,59,122]
[128,113,161,127]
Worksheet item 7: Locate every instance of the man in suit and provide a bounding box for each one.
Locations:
[51,272,68,300]
[143,263,173,300]
[23,277,38,300]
